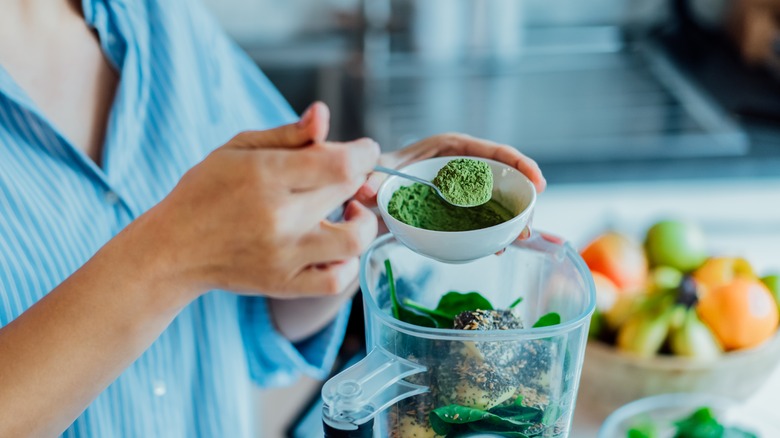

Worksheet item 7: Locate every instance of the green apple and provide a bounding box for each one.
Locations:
[644,220,708,272]
[761,274,780,312]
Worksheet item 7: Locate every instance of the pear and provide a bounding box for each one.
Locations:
[669,308,723,360]
[616,299,675,357]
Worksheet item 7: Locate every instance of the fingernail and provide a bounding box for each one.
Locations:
[297,104,314,127]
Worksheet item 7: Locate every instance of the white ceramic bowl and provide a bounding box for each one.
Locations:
[599,393,780,438]
[377,156,536,263]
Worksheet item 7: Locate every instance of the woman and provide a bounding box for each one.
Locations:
[0,0,545,436]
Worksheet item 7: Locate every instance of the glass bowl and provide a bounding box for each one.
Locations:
[598,393,780,438]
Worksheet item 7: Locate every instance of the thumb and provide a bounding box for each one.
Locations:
[229,101,330,150]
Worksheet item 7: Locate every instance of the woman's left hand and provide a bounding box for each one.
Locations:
[354,133,546,207]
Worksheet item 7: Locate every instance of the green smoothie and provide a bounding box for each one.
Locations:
[388,183,513,232]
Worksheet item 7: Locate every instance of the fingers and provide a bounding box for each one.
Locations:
[283,138,380,190]
[299,201,378,265]
[288,258,360,297]
[228,102,330,150]
[450,135,547,194]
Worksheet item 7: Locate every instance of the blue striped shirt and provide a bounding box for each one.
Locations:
[0,1,349,436]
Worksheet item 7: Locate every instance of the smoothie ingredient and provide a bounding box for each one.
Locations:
[431,158,493,207]
[384,259,566,437]
[697,278,779,350]
[668,307,723,359]
[581,231,649,292]
[586,219,780,357]
[644,220,708,272]
[693,257,756,292]
[388,183,513,231]
[761,274,780,312]
[627,406,758,438]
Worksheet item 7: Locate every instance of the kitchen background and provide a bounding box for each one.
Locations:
[200,0,780,436]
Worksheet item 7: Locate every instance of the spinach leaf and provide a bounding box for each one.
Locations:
[672,407,757,438]
[509,296,524,309]
[429,405,492,435]
[532,312,561,328]
[402,291,496,328]
[402,298,454,328]
[436,291,494,315]
[384,260,437,328]
[488,404,544,425]
[627,420,658,438]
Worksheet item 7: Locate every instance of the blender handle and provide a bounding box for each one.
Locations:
[321,348,428,435]
[514,229,569,255]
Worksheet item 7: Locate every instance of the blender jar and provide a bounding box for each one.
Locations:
[322,233,595,437]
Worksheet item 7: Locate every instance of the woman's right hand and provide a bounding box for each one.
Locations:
[143,102,380,302]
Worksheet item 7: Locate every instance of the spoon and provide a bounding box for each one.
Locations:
[373,165,476,207]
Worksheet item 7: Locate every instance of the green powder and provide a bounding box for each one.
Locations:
[432,158,493,207]
[388,183,514,231]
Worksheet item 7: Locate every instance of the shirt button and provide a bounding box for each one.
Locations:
[153,381,167,397]
[104,191,120,204]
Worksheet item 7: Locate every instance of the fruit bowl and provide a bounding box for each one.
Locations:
[579,334,780,415]
[598,393,780,438]
[576,220,780,415]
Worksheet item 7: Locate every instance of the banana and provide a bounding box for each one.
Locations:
[616,297,675,357]
[669,308,723,360]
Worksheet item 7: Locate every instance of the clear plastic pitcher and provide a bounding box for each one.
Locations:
[322,233,596,437]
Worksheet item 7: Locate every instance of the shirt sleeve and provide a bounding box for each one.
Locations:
[238,296,351,387]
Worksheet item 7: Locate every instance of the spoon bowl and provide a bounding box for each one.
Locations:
[373,165,480,207]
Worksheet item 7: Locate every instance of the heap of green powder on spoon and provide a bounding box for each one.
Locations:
[433,158,493,207]
[388,158,514,232]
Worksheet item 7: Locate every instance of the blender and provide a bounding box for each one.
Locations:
[322,233,595,437]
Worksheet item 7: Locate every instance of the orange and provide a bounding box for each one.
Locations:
[693,257,755,293]
[697,278,779,350]
[581,232,648,292]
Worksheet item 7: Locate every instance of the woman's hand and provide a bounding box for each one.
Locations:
[144,103,380,303]
[354,133,546,208]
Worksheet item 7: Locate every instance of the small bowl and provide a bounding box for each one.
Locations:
[377,156,536,263]
[598,393,780,438]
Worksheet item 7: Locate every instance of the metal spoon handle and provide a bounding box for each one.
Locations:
[373,165,434,188]
[373,165,471,207]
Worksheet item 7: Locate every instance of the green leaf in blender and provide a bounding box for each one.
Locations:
[509,296,524,309]
[532,312,561,328]
[384,259,437,328]
[429,404,493,435]
[403,291,495,327]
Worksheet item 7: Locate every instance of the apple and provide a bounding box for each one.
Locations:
[581,232,648,292]
[644,220,708,272]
